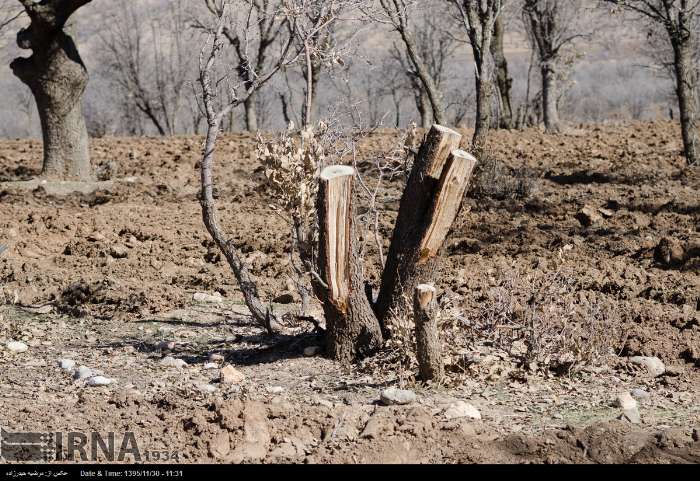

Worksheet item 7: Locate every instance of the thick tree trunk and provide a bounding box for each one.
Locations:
[375,125,466,337]
[11,27,92,181]
[417,89,433,129]
[316,166,384,363]
[244,93,259,132]
[673,41,699,166]
[541,61,561,134]
[414,284,443,383]
[491,15,513,130]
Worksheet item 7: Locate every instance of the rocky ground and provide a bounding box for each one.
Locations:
[0,121,698,463]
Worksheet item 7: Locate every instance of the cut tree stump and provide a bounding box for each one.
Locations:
[414,284,443,382]
[375,125,462,336]
[316,165,383,363]
[376,129,477,338]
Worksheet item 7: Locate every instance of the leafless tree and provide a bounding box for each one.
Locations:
[99,0,193,136]
[10,0,94,181]
[447,0,506,150]
[375,0,447,125]
[605,0,700,166]
[522,0,597,134]
[196,0,289,132]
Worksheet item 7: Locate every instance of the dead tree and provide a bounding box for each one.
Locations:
[315,166,385,361]
[10,0,94,181]
[375,125,478,337]
[199,0,288,132]
[448,0,505,150]
[523,0,595,134]
[414,284,443,382]
[376,0,447,125]
[605,0,700,166]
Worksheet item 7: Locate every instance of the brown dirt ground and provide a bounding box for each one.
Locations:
[0,121,698,464]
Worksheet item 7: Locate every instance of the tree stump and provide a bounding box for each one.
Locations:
[377,144,477,338]
[316,165,383,363]
[375,125,462,336]
[414,284,443,382]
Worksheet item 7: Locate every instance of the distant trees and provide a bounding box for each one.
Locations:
[447,0,506,150]
[606,0,700,166]
[99,0,194,136]
[10,0,94,181]
[522,0,595,134]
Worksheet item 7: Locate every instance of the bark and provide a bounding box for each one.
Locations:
[11,15,93,181]
[473,66,494,151]
[673,41,699,166]
[316,166,384,363]
[374,125,463,336]
[417,89,432,129]
[414,284,443,382]
[491,15,513,129]
[244,93,259,132]
[541,61,561,134]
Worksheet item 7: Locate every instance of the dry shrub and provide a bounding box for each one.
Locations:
[469,153,538,201]
[458,264,621,375]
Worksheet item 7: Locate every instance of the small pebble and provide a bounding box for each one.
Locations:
[58,359,76,371]
[74,366,93,380]
[159,356,187,369]
[380,387,416,406]
[87,376,112,387]
[6,341,28,353]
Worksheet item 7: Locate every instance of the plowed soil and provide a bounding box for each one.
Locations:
[0,122,698,464]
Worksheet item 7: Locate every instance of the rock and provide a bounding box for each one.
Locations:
[629,356,665,377]
[443,401,482,420]
[203,362,219,370]
[619,407,641,425]
[220,365,245,385]
[109,245,128,259]
[575,206,604,227]
[156,341,176,351]
[272,292,296,304]
[598,207,615,218]
[209,353,225,363]
[630,388,650,403]
[58,359,76,371]
[159,356,187,369]
[380,387,416,406]
[6,341,28,353]
[303,346,321,357]
[193,292,223,304]
[87,232,106,242]
[654,237,685,267]
[87,376,112,387]
[196,383,217,394]
[615,392,638,410]
[266,386,284,395]
[73,366,93,380]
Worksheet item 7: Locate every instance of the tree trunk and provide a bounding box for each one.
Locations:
[375,125,468,337]
[417,89,432,129]
[473,62,494,152]
[414,284,443,383]
[541,61,561,134]
[244,93,259,132]
[491,15,513,130]
[673,41,699,166]
[11,27,92,181]
[316,166,384,363]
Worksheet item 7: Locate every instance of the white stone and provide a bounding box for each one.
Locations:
[203,362,219,370]
[193,292,223,304]
[6,341,28,353]
[266,386,284,395]
[87,376,112,387]
[629,356,665,377]
[159,356,187,369]
[380,388,416,406]
[73,366,93,380]
[615,392,638,410]
[219,365,245,385]
[444,401,482,420]
[58,359,76,371]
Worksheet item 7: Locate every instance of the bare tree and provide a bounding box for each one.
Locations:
[522,0,596,134]
[10,0,94,181]
[491,13,514,128]
[605,0,700,166]
[447,0,506,150]
[99,0,193,136]
[376,0,447,125]
[198,0,288,132]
